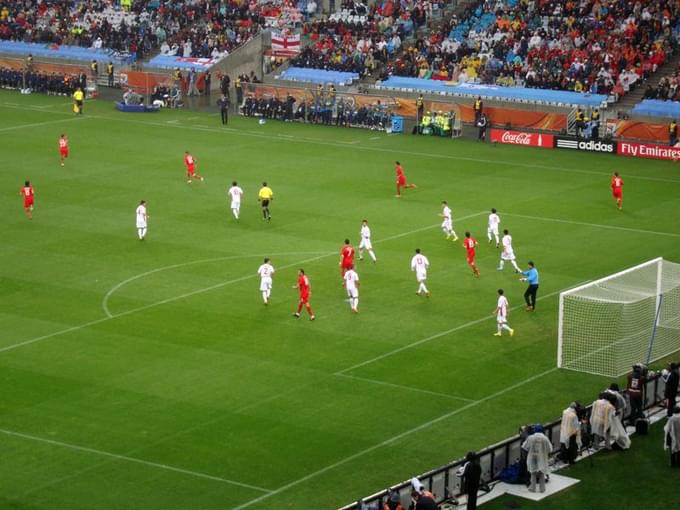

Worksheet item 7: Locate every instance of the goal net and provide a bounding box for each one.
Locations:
[558,258,680,377]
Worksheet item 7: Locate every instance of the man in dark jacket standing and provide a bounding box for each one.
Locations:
[461,451,482,510]
[217,94,230,125]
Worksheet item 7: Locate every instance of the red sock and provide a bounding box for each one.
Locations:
[306,304,314,316]
[297,302,303,313]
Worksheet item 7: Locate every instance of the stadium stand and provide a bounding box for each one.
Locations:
[288,0,441,77]
[0,0,306,67]
[277,66,359,85]
[384,0,678,100]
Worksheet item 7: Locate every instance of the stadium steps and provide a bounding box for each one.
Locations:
[617,52,680,112]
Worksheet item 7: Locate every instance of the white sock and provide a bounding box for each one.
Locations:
[353,297,359,310]
[451,229,458,238]
[511,260,521,272]
[262,291,268,303]
[442,227,450,236]
[498,259,504,269]
[418,282,428,294]
[232,208,239,219]
[359,249,364,259]
[502,324,512,332]
[266,289,271,299]
[369,250,376,262]
[495,234,500,244]
[137,228,143,239]
[488,231,492,241]
[497,323,502,333]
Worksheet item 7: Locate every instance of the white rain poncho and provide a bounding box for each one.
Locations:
[523,432,552,474]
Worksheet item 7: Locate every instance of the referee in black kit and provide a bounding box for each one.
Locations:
[217,94,230,125]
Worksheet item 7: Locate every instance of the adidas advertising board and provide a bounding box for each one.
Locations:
[554,137,617,153]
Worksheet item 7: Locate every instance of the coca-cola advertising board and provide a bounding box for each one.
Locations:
[489,129,555,148]
[617,141,680,161]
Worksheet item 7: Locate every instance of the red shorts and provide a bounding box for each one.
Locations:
[60,147,68,157]
[187,166,195,176]
[397,175,407,186]
[24,197,34,208]
[466,253,476,265]
[299,293,310,304]
[612,189,622,199]
[342,260,353,270]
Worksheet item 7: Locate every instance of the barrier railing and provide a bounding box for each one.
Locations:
[340,372,666,510]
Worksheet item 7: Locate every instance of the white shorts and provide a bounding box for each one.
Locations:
[501,251,516,261]
[136,221,147,229]
[416,272,427,283]
[231,201,241,210]
[442,219,452,230]
[346,287,358,298]
[259,277,272,291]
[359,238,372,250]
[488,226,499,236]
[497,314,507,324]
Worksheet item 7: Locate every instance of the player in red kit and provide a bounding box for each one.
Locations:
[463,231,480,277]
[339,239,355,278]
[292,269,315,320]
[184,151,204,184]
[20,180,34,219]
[611,172,624,210]
[58,134,69,166]
[395,161,417,198]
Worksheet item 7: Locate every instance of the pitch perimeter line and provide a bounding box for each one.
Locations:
[505,213,680,238]
[0,212,486,355]
[2,102,680,185]
[231,366,558,510]
[0,428,273,493]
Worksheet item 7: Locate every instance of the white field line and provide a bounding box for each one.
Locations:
[335,373,476,402]
[504,213,680,238]
[102,252,328,318]
[0,428,273,493]
[335,283,582,376]
[0,212,485,355]
[231,366,559,510]
[0,116,82,132]
[2,102,679,185]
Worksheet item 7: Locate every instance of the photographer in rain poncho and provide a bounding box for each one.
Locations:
[522,425,552,493]
[559,403,582,464]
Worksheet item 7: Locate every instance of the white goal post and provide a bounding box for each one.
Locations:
[558,257,680,377]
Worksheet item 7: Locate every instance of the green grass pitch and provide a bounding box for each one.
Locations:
[1,90,679,510]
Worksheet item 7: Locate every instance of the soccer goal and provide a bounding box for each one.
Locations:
[558,257,680,377]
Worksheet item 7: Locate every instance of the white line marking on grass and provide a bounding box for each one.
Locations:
[369,136,380,140]
[196,124,209,128]
[336,373,476,402]
[0,428,273,493]
[166,120,180,124]
[504,213,680,238]
[336,280,588,376]
[0,116,82,132]
[0,213,485,355]
[102,252,328,318]
[2,103,679,184]
[231,366,559,510]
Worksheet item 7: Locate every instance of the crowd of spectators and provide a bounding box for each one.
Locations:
[643,67,680,101]
[0,65,85,94]
[0,0,307,62]
[384,0,678,99]
[290,0,441,77]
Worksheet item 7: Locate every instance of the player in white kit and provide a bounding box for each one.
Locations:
[411,248,430,296]
[343,265,360,313]
[136,200,148,240]
[358,219,377,262]
[257,257,275,304]
[498,229,521,272]
[227,181,244,220]
[487,208,500,247]
[439,201,458,241]
[493,288,514,336]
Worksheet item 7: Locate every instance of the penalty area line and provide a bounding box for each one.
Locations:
[231,366,558,510]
